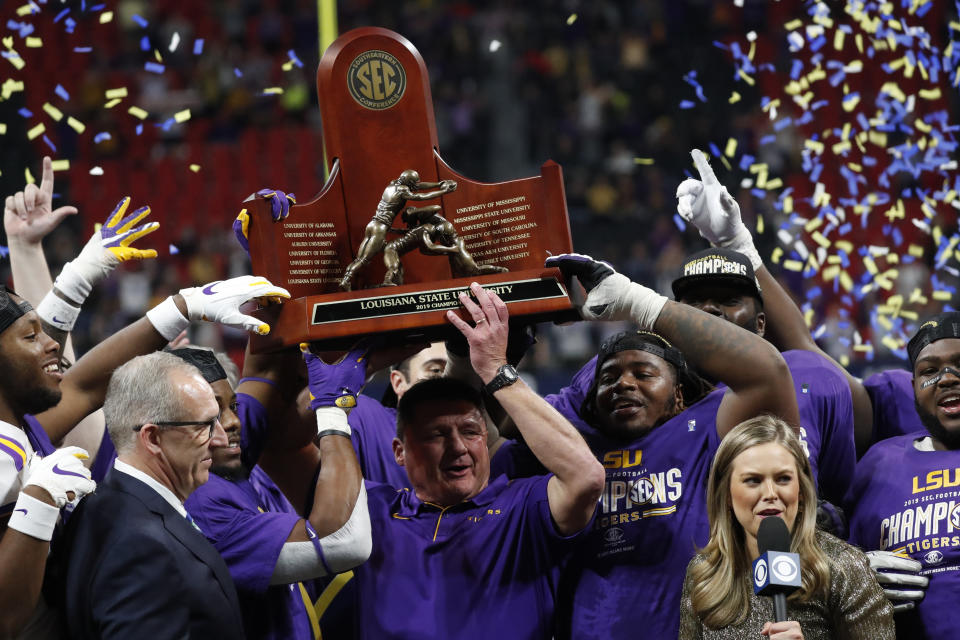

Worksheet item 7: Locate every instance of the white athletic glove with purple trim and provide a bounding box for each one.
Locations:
[39,197,160,331]
[676,149,761,270]
[146,275,290,339]
[866,550,929,613]
[545,253,666,328]
[24,446,95,509]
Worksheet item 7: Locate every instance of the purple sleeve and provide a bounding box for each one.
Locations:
[521,474,594,543]
[22,414,56,457]
[238,393,269,469]
[186,476,300,594]
[864,369,924,442]
[89,429,118,483]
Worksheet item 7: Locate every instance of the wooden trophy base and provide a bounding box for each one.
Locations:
[249,267,577,352]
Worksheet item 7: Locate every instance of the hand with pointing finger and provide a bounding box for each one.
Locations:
[676,149,761,269]
[4,156,78,247]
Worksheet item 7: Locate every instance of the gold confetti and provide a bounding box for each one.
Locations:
[0,123,6,134]
[15,3,37,17]
[50,159,69,171]
[67,117,85,133]
[27,123,45,139]
[105,87,128,100]
[189,164,201,173]
[633,158,654,165]
[5,51,24,70]
[99,11,113,23]
[104,99,121,109]
[729,91,741,104]
[783,259,804,272]
[756,215,764,234]
[262,87,284,95]
[42,103,63,121]
[933,290,953,301]
[566,14,577,25]
[764,177,782,190]
[24,167,34,184]
[736,69,755,86]
[25,37,41,48]
[724,138,737,158]
[127,106,149,120]
[174,109,191,123]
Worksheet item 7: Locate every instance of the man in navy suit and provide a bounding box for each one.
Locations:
[57,351,245,639]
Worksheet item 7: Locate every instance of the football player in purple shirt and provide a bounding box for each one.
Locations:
[537,251,799,640]
[846,313,960,638]
[349,282,605,640]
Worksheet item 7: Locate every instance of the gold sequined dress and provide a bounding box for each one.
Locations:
[679,531,894,639]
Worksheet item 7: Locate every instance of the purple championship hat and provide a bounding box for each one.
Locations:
[671,247,763,304]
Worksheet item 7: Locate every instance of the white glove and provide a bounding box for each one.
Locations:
[179,275,291,335]
[676,149,761,270]
[53,197,159,304]
[24,446,96,509]
[545,253,666,328]
[866,550,928,612]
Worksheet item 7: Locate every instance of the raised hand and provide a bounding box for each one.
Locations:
[302,343,369,412]
[233,188,296,254]
[445,282,509,383]
[676,149,746,247]
[4,156,78,246]
[545,253,666,327]
[178,275,290,335]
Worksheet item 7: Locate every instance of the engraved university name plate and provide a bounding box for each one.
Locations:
[244,27,576,351]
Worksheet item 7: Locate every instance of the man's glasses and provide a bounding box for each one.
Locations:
[133,415,221,443]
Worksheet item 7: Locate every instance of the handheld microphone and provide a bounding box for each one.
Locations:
[752,516,801,622]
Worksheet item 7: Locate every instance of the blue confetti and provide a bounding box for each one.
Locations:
[55,84,70,101]
[93,132,112,144]
[234,68,243,78]
[169,244,179,255]
[286,49,304,69]
[140,36,150,51]
[17,108,31,118]
[739,154,755,171]
[759,134,776,146]
[144,61,165,74]
[193,39,204,55]
[774,117,792,132]
[679,100,695,109]
[42,135,56,152]
[73,47,91,53]
[54,8,69,23]
[0,247,8,259]
[64,17,76,33]
[132,14,148,28]
[135,123,143,135]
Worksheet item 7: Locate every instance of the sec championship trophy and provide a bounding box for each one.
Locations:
[244,27,576,350]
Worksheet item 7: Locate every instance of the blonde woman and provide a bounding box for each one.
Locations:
[679,416,893,639]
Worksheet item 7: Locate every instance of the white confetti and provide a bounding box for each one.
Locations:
[89,166,104,176]
[169,32,180,52]
[488,39,502,53]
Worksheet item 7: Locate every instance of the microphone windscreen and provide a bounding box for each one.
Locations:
[757,516,791,555]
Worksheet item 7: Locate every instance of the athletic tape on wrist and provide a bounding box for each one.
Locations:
[315,406,351,437]
[36,291,81,332]
[146,296,190,341]
[54,261,94,303]
[7,491,60,541]
[719,227,763,271]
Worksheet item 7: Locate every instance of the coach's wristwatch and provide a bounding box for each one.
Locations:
[484,364,519,394]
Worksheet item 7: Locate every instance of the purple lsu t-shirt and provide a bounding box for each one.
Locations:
[356,474,584,640]
[348,395,409,489]
[22,414,55,457]
[550,379,726,640]
[779,350,856,505]
[846,433,960,639]
[864,368,925,443]
[186,466,314,640]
